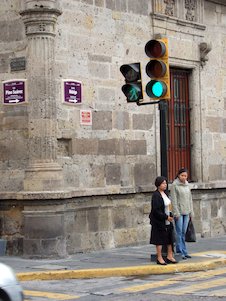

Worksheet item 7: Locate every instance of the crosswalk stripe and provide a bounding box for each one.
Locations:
[192,250,226,256]
[207,288,226,297]
[120,267,226,293]
[156,278,226,295]
[174,267,226,281]
[24,290,80,300]
[120,279,179,292]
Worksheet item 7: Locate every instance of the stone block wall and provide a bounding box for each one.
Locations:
[0,1,28,192]
[0,202,23,255]
[0,186,226,257]
[19,193,151,257]
[55,0,157,193]
[192,188,226,238]
[1,0,226,193]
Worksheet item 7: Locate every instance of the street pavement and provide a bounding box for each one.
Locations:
[1,235,226,281]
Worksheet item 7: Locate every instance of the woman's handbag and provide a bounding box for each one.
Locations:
[185,218,196,242]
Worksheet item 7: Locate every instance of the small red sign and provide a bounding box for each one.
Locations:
[80,110,92,126]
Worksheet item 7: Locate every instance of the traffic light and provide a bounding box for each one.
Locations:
[120,63,143,103]
[145,38,170,100]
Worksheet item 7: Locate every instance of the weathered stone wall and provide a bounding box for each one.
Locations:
[55,0,157,193]
[0,193,151,257]
[193,188,226,237]
[1,186,226,257]
[1,0,226,256]
[200,1,226,182]
[1,0,226,193]
[0,0,28,192]
[53,0,226,191]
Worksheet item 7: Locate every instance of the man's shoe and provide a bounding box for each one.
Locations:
[182,256,188,260]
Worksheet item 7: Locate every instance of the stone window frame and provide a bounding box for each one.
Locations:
[151,0,206,31]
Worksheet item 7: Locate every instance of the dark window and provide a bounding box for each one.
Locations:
[167,68,191,181]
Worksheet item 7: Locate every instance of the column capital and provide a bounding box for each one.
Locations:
[20,7,62,37]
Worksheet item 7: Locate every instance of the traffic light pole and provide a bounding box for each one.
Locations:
[137,99,168,178]
[159,100,169,256]
[159,100,168,178]
[139,99,169,259]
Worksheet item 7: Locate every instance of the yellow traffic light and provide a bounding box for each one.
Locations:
[145,38,170,100]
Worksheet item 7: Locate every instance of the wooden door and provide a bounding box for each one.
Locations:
[167,68,191,181]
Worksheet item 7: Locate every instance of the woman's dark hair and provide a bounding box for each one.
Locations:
[176,168,188,178]
[155,176,167,188]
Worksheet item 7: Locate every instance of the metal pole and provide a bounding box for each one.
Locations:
[159,100,168,178]
[159,100,168,256]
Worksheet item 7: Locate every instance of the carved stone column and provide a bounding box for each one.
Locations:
[21,1,64,191]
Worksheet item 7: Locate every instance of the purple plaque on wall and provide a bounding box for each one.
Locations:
[63,80,82,104]
[3,80,27,105]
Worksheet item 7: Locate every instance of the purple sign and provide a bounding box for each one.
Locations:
[63,80,82,104]
[3,80,26,105]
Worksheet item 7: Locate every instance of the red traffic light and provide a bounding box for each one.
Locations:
[145,40,166,58]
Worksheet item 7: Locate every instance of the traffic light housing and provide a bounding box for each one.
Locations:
[145,38,170,100]
[120,63,143,103]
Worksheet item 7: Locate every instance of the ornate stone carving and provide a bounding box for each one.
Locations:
[20,8,60,36]
[164,0,175,17]
[199,42,212,67]
[39,23,46,31]
[185,0,196,21]
[152,0,204,26]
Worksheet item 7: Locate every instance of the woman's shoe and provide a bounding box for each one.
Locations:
[156,259,167,265]
[166,258,178,264]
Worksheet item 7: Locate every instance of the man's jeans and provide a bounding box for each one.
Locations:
[175,214,190,256]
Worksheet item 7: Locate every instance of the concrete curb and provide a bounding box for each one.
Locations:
[17,257,226,281]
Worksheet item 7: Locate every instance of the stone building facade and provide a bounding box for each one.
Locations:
[0,0,226,257]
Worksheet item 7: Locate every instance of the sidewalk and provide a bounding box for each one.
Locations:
[1,235,226,281]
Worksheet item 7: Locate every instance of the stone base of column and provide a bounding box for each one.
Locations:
[23,162,64,191]
[23,207,67,258]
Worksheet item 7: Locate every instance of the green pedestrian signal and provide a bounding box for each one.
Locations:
[120,63,143,103]
[145,38,170,100]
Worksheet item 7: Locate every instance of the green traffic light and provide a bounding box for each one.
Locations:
[152,81,164,97]
[146,80,167,98]
[122,83,142,102]
[128,87,138,101]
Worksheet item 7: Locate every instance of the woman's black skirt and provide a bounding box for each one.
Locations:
[150,223,174,246]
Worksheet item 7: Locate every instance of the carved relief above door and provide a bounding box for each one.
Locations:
[152,0,204,25]
[164,0,176,17]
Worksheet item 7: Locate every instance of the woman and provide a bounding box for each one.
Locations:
[149,176,177,265]
[170,168,194,260]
